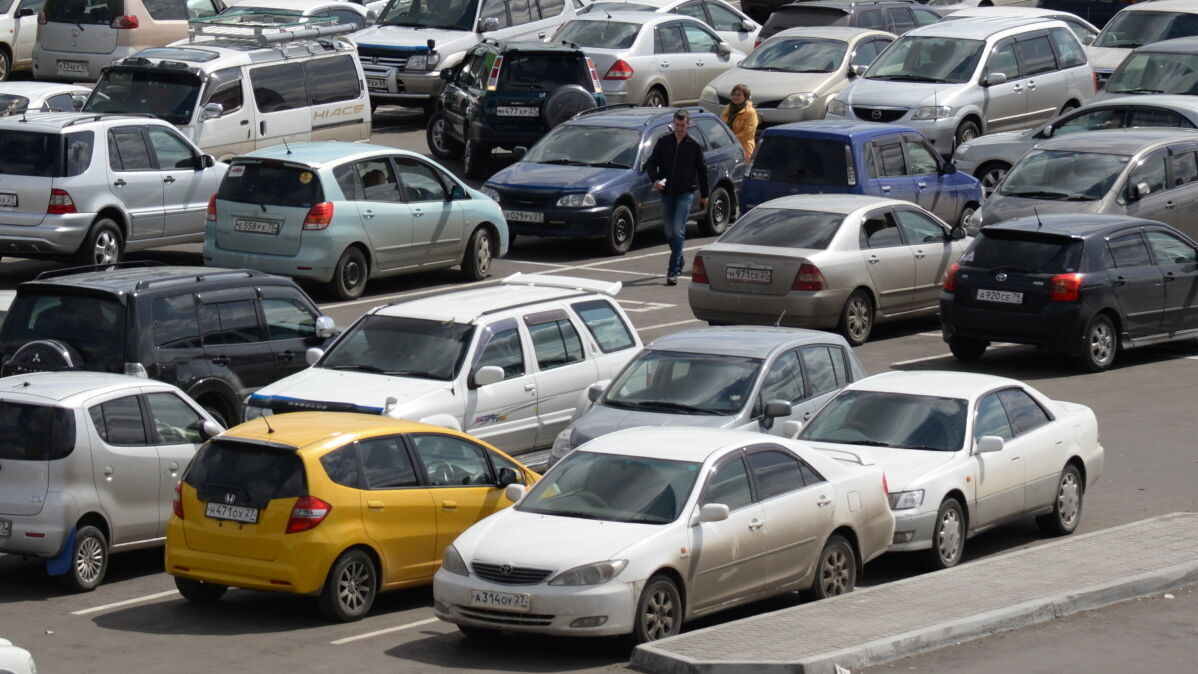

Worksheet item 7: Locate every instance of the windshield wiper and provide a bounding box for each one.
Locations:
[589,161,631,169]
[542,510,605,521]
[625,401,715,415]
[1112,87,1165,94]
[837,439,893,447]
[741,66,787,72]
[538,158,587,166]
[386,369,447,380]
[1001,190,1070,200]
[326,363,387,373]
[901,444,955,451]
[868,74,945,83]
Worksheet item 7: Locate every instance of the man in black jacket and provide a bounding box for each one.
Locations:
[645,109,708,285]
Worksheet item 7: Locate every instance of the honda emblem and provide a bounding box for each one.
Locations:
[224,493,235,504]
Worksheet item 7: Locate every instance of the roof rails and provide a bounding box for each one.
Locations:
[572,103,640,119]
[187,12,355,46]
[34,260,166,281]
[61,113,159,128]
[501,272,621,297]
[132,269,266,291]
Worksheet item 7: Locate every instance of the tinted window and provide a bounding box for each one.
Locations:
[498,52,589,91]
[147,127,195,170]
[305,55,361,106]
[682,23,720,53]
[1146,230,1198,265]
[153,295,198,349]
[706,2,742,31]
[394,157,447,202]
[887,7,914,34]
[85,68,201,126]
[358,436,418,488]
[320,445,360,488]
[251,63,308,113]
[411,434,493,486]
[201,300,263,345]
[1168,151,1198,187]
[1129,108,1195,129]
[760,350,804,405]
[109,127,154,171]
[605,350,761,416]
[358,158,403,202]
[571,300,635,353]
[262,297,317,340]
[475,322,525,379]
[904,140,938,175]
[540,0,564,17]
[1129,155,1168,195]
[320,315,474,381]
[973,392,1014,442]
[1050,27,1086,68]
[799,345,838,396]
[695,117,736,150]
[996,388,1051,436]
[44,93,76,112]
[701,457,753,510]
[857,8,884,30]
[1015,36,1057,76]
[218,161,324,208]
[1,292,125,372]
[202,69,243,113]
[850,39,879,68]
[746,450,803,501]
[988,42,1021,80]
[43,0,118,25]
[508,0,533,24]
[0,402,75,461]
[527,316,584,369]
[751,137,847,185]
[895,209,945,244]
[718,208,843,249]
[1108,232,1153,268]
[960,231,1083,274]
[91,396,148,446]
[800,390,968,452]
[185,440,306,507]
[875,141,906,177]
[1054,109,1125,136]
[862,212,904,248]
[655,24,687,53]
[146,392,205,445]
[0,131,59,177]
[333,163,363,201]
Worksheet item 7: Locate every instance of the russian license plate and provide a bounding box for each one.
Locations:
[726,265,772,284]
[471,589,530,612]
[976,289,1023,304]
[366,77,388,89]
[234,218,281,235]
[0,519,10,537]
[504,209,545,223]
[0,193,16,207]
[205,502,259,524]
[57,60,89,75]
[497,106,540,117]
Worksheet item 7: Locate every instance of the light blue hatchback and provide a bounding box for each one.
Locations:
[204,142,509,300]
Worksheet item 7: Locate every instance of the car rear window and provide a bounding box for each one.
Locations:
[0,130,93,178]
[959,230,1085,274]
[751,137,848,186]
[218,160,324,209]
[498,52,590,91]
[1,291,126,372]
[555,20,641,49]
[718,207,843,249]
[184,439,306,508]
[765,7,848,36]
[0,401,76,460]
[0,95,31,115]
[43,0,121,24]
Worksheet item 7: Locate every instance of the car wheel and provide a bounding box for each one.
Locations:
[426,112,462,159]
[175,576,228,603]
[633,575,682,644]
[949,337,988,361]
[0,49,10,82]
[463,140,491,180]
[1037,464,1083,536]
[200,402,229,428]
[457,624,501,639]
[605,204,635,256]
[838,290,873,346]
[59,525,107,592]
[543,84,598,128]
[1059,102,1078,115]
[956,203,978,229]
[927,499,966,570]
[954,120,981,154]
[698,185,732,236]
[331,247,368,301]
[808,535,856,600]
[73,218,123,267]
[643,87,667,108]
[461,227,493,281]
[318,549,377,622]
[1077,314,1117,372]
[975,161,1010,199]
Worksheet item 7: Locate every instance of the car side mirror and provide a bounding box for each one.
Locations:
[739,19,754,32]
[1081,34,1095,47]
[939,161,957,175]
[984,72,1007,87]
[478,16,500,33]
[950,225,966,240]
[199,154,215,169]
[305,347,324,366]
[366,9,378,22]
[440,68,455,82]
[315,315,336,339]
[1133,182,1152,200]
[1041,124,1055,139]
[449,184,466,200]
[717,41,732,57]
[764,399,792,419]
[512,146,527,159]
[781,420,802,439]
[201,102,223,120]
[586,382,606,403]
[504,483,526,503]
[472,365,505,388]
[200,419,223,440]
[975,435,1005,454]
[15,7,33,17]
[850,64,867,78]
[698,503,730,523]
[497,466,520,488]
[71,94,87,111]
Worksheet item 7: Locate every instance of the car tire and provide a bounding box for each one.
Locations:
[331,247,368,301]
[200,401,229,428]
[948,337,988,361]
[543,84,598,128]
[975,161,1010,199]
[643,87,667,108]
[956,202,978,229]
[175,576,228,603]
[1037,464,1083,536]
[698,185,732,236]
[461,226,493,281]
[457,624,501,640]
[838,290,873,346]
[605,204,635,256]
[59,525,108,592]
[927,498,966,570]
[0,48,10,82]
[807,535,857,600]
[73,218,123,267]
[1077,313,1117,372]
[318,549,377,622]
[954,119,981,154]
[633,575,682,644]
[463,140,490,180]
[426,112,463,160]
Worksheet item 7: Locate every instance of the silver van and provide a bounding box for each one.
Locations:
[826,16,1095,155]
[0,372,220,591]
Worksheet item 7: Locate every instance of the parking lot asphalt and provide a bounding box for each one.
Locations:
[2,108,1197,673]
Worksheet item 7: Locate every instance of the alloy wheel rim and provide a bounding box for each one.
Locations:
[1058,472,1080,527]
[981,168,1007,197]
[343,258,363,290]
[476,233,491,274]
[960,127,978,144]
[75,536,104,583]
[337,560,372,612]
[642,588,676,640]
[821,548,851,595]
[647,91,664,107]
[959,207,976,226]
[1089,322,1113,365]
[938,508,962,564]
[94,231,118,265]
[431,120,448,154]
[847,297,870,341]
[0,54,8,81]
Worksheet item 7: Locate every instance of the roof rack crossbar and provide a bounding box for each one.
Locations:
[62,113,158,128]
[187,13,355,46]
[501,272,621,297]
[572,103,640,120]
[34,260,166,281]
[132,269,261,290]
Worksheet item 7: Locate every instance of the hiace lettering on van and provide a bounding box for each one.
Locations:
[312,103,366,122]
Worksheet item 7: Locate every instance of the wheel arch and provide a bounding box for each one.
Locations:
[344,241,375,278]
[943,488,970,532]
[644,82,669,105]
[185,378,241,424]
[75,511,111,544]
[648,565,688,617]
[959,112,984,136]
[1065,456,1087,490]
[829,525,863,575]
[95,207,130,243]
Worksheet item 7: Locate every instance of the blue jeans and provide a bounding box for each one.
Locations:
[660,192,694,277]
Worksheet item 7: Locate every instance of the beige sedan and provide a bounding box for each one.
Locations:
[688,194,970,345]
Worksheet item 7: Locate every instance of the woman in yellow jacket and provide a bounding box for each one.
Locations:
[721,83,759,158]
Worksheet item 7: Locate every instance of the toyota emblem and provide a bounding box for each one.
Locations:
[996,272,1008,282]
[871,110,882,120]
[499,563,513,575]
[224,493,236,504]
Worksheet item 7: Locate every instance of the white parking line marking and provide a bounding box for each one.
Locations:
[638,318,702,332]
[618,300,676,312]
[890,353,950,367]
[330,617,441,645]
[71,590,178,616]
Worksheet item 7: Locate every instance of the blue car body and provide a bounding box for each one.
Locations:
[742,121,982,226]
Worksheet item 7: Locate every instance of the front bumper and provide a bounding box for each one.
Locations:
[940,296,1085,354]
[362,67,444,104]
[499,204,612,239]
[33,46,139,82]
[0,213,100,257]
[887,508,939,552]
[688,284,851,329]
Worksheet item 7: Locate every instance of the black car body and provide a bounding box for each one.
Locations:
[0,263,334,424]
[940,214,1198,371]
[758,1,940,44]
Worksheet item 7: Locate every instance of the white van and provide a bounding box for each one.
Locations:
[82,14,371,160]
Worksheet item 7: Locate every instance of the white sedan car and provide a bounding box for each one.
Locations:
[0,638,36,674]
[797,371,1104,569]
[434,427,895,642]
[0,82,90,115]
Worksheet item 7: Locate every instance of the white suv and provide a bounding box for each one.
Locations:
[244,273,642,458]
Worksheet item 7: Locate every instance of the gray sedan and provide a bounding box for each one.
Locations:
[954,95,1198,197]
[547,325,868,467]
[689,195,969,345]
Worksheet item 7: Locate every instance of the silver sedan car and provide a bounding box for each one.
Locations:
[553,12,744,107]
[689,194,969,345]
[580,0,761,54]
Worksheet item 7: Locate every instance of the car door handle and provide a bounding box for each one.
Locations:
[881,185,891,192]
[103,466,114,478]
[276,350,294,361]
[240,119,249,126]
[538,31,546,39]
[1165,200,1176,209]
[1026,80,1036,90]
[413,208,423,218]
[442,500,458,511]
[524,383,536,392]
[168,461,179,471]
[210,355,229,366]
[362,209,375,219]
[747,518,764,531]
[1114,276,1127,286]
[163,176,175,184]
[696,60,704,66]
[1011,456,1021,462]
[816,496,832,508]
[917,181,927,189]
[113,179,126,187]
[659,61,669,68]
[867,254,880,264]
[914,252,926,259]
[260,121,266,135]
[367,500,384,510]
[1165,272,1176,282]
[1012,85,1022,92]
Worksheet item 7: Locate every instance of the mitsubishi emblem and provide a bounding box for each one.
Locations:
[996,272,1008,282]
[224,493,236,504]
[871,110,882,120]
[499,563,513,575]
[31,352,40,364]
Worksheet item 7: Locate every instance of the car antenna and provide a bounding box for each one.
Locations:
[283,137,292,155]
[1033,206,1043,230]
[262,414,275,434]
[774,309,786,327]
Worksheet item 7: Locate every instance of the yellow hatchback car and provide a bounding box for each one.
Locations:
[165,412,538,621]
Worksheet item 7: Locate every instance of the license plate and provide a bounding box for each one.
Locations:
[57,60,88,75]
[0,193,16,207]
[504,209,545,223]
[0,519,10,537]
[726,265,772,284]
[234,218,281,235]
[366,77,388,89]
[976,289,1023,304]
[205,502,259,524]
[497,106,540,117]
[471,589,530,612]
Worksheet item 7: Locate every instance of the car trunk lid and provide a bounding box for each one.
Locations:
[953,229,1085,314]
[39,0,122,55]
[0,399,76,516]
[700,244,817,296]
[212,160,325,257]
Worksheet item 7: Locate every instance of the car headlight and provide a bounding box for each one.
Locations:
[481,186,501,202]
[442,544,469,576]
[911,105,952,121]
[550,429,575,459]
[826,99,847,116]
[243,404,273,421]
[556,192,596,208]
[887,490,925,510]
[548,559,628,586]
[405,52,441,72]
[701,85,718,103]
[779,92,816,109]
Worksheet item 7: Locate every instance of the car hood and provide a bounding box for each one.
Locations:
[249,367,452,414]
[712,67,837,97]
[804,441,958,490]
[1085,45,1129,72]
[488,161,629,192]
[353,27,476,54]
[978,194,1106,227]
[840,78,963,107]
[572,404,738,447]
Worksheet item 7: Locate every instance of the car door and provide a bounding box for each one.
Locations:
[393,155,465,265]
[408,433,513,558]
[441,49,484,140]
[85,394,161,544]
[902,135,957,224]
[745,446,833,591]
[106,125,166,242]
[351,436,439,582]
[703,1,756,54]
[1125,150,1184,230]
[894,207,954,310]
[259,286,325,381]
[11,0,41,63]
[197,288,277,400]
[1104,230,1166,336]
[858,208,915,314]
[1161,143,1198,239]
[1143,228,1198,334]
[146,126,206,240]
[689,454,768,612]
[1013,32,1063,128]
[654,22,694,103]
[884,6,915,35]
[981,40,1028,133]
[864,136,916,203]
[148,293,212,401]
[681,22,734,104]
[526,309,600,448]
[997,388,1068,516]
[970,391,1027,527]
[337,157,413,271]
[248,61,312,148]
[143,390,208,537]
[462,318,540,452]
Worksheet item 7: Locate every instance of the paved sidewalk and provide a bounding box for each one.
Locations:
[632,512,1198,674]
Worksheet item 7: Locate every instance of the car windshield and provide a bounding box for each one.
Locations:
[718,207,843,249]
[318,315,475,381]
[800,389,968,452]
[742,38,847,73]
[1094,11,1198,49]
[377,0,479,31]
[1,291,126,373]
[0,401,76,461]
[84,69,202,126]
[523,125,640,168]
[958,230,1084,274]
[43,0,120,25]
[1105,51,1198,95]
[604,350,761,416]
[517,451,701,524]
[999,149,1130,201]
[554,20,641,49]
[748,137,849,186]
[0,95,31,116]
[866,36,985,84]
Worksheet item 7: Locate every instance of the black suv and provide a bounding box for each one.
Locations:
[426,39,606,179]
[0,263,334,424]
[758,1,941,43]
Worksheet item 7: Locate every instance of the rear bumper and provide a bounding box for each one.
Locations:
[688,284,851,329]
[203,239,338,284]
[940,296,1085,353]
[164,524,329,595]
[0,511,69,557]
[468,124,547,150]
[0,213,98,257]
[33,46,139,82]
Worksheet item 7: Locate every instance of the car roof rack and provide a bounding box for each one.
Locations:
[501,272,621,297]
[572,103,640,119]
[132,269,267,291]
[60,112,159,128]
[187,12,356,46]
[34,260,167,281]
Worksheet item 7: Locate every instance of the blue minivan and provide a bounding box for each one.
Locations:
[742,121,982,226]
[481,106,747,255]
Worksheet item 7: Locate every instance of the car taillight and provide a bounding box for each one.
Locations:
[1092,71,1100,93]
[585,57,602,93]
[303,202,334,230]
[792,263,825,291]
[286,495,331,534]
[206,194,217,223]
[943,262,960,293]
[486,55,503,91]
[845,144,857,186]
[37,10,46,24]
[1050,273,1082,302]
[172,482,184,520]
[110,15,139,29]
[754,37,762,48]
[691,255,708,284]
[882,473,889,496]
[47,189,76,215]
[604,59,634,81]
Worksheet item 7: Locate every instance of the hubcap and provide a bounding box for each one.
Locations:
[1089,322,1114,366]
[75,536,104,584]
[476,232,491,274]
[937,508,963,564]
[337,560,372,612]
[959,126,978,144]
[94,230,118,265]
[846,297,871,341]
[1058,472,1080,527]
[613,212,630,244]
[980,168,1007,198]
[820,547,851,596]
[342,258,363,289]
[713,194,729,228]
[642,587,676,640]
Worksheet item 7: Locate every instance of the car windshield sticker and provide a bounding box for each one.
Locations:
[228,165,246,178]
[299,171,313,184]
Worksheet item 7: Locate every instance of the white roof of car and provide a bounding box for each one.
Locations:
[581,427,778,463]
[224,0,366,13]
[373,274,621,323]
[948,7,1087,22]
[844,370,1024,400]
[1118,0,1197,14]
[758,193,909,214]
[0,111,173,132]
[0,372,175,405]
[772,26,894,42]
[906,16,1067,40]
[0,83,90,100]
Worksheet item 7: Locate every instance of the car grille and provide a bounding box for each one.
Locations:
[753,99,782,109]
[456,606,555,626]
[472,562,554,585]
[357,46,412,69]
[853,106,906,122]
[496,190,556,209]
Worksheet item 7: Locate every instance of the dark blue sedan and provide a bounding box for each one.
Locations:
[481,106,746,255]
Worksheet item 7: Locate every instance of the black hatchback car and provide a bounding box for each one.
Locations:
[0,263,334,424]
[940,214,1198,371]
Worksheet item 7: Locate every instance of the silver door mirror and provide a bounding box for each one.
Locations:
[699,503,730,523]
[717,41,732,57]
[1081,33,1095,47]
[850,64,867,78]
[71,94,87,111]
[305,347,324,366]
[586,382,606,403]
[478,16,500,33]
[315,315,336,339]
[504,483,527,503]
[472,365,505,388]
[781,420,802,438]
[739,19,754,33]
[1134,182,1152,199]
[201,102,223,120]
[984,72,1007,87]
[976,435,1005,453]
[366,9,378,22]
[200,419,224,440]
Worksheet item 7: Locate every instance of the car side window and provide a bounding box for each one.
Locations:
[1130,108,1195,129]
[675,1,707,24]
[996,388,1051,436]
[700,457,753,510]
[987,42,1021,80]
[1014,36,1058,76]
[706,2,744,32]
[1168,151,1198,187]
[886,7,914,34]
[903,139,938,175]
[655,24,687,54]
[1129,155,1168,196]
[745,449,804,500]
[695,117,735,150]
[410,434,495,486]
[146,392,206,445]
[508,0,534,25]
[526,312,585,370]
[90,396,149,447]
[475,321,526,379]
[874,140,906,177]
[328,9,365,29]
[261,297,317,341]
[1107,232,1153,268]
[540,0,564,18]
[152,294,199,349]
[108,127,154,171]
[320,445,360,488]
[571,299,635,353]
[479,0,510,30]
[1145,231,1198,265]
[44,93,75,112]
[1050,27,1087,68]
[850,40,878,68]
[857,8,885,31]
[1054,108,1125,136]
[147,127,196,170]
[895,209,945,244]
[333,163,364,201]
[64,131,93,177]
[305,55,361,106]
[912,8,939,27]
[973,392,1014,443]
[250,62,308,113]
[356,158,403,202]
[357,436,418,489]
[204,74,244,116]
[682,23,720,53]
[199,299,263,345]
[759,349,805,405]
[799,345,839,397]
[861,211,904,248]
[394,157,447,202]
